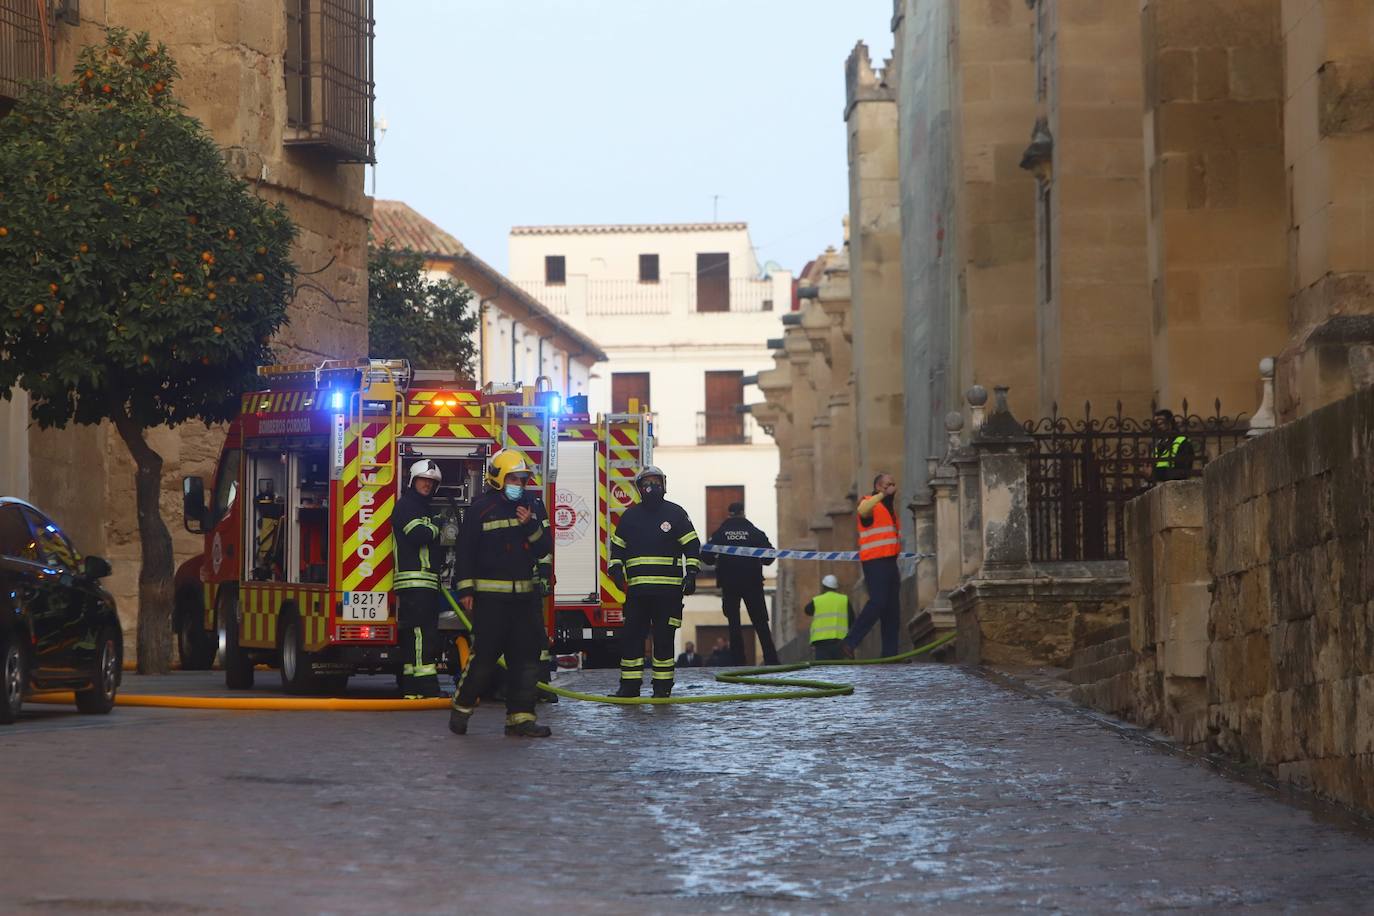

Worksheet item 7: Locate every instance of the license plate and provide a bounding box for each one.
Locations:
[342,591,389,621]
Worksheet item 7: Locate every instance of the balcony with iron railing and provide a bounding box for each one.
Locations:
[0,0,48,107]
[285,0,376,163]
[696,409,757,446]
[516,275,780,318]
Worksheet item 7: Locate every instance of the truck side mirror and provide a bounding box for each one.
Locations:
[82,555,113,580]
[182,476,206,534]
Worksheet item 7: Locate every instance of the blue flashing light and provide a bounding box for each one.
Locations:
[330,390,345,410]
[548,392,562,414]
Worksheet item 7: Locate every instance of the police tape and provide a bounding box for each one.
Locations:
[701,544,933,562]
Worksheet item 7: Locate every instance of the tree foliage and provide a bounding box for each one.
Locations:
[368,241,477,375]
[0,28,298,429]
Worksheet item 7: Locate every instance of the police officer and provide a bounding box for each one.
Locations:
[448,449,554,738]
[608,466,701,699]
[702,501,779,665]
[394,459,444,699]
[1152,409,1195,483]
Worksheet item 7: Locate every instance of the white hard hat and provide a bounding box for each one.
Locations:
[408,459,442,488]
[821,574,840,590]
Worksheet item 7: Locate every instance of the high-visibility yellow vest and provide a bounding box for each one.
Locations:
[857,499,901,561]
[810,591,849,643]
[1155,435,1188,470]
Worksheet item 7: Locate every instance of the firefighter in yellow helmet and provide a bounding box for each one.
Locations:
[449,448,554,738]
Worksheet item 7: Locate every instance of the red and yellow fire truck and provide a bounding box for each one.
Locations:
[174,358,651,692]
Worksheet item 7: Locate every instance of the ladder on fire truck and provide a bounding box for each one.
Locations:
[257,358,410,486]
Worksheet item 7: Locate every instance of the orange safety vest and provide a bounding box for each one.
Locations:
[857,499,901,561]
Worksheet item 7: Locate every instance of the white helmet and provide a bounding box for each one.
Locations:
[821,574,840,590]
[634,465,667,489]
[408,459,442,488]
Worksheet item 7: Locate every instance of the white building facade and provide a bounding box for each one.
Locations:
[510,223,790,660]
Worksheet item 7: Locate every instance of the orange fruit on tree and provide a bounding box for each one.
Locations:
[32,304,45,315]
[78,242,89,253]
[254,273,265,283]
[141,354,151,365]
[48,283,58,294]
[213,326,223,335]
[208,292,217,301]
[0,227,8,237]
[227,229,237,240]
[201,251,212,262]
[256,246,266,255]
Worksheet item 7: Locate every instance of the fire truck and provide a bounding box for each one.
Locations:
[174,358,651,692]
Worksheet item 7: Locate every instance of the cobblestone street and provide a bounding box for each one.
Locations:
[4,663,1374,913]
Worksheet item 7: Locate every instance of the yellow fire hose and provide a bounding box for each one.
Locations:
[27,593,954,712]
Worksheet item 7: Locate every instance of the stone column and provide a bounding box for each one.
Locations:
[929,457,961,628]
[910,494,937,614]
[973,387,1033,577]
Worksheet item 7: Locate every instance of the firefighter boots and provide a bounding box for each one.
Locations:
[609,682,641,699]
[652,683,672,699]
[504,719,552,738]
[448,706,472,736]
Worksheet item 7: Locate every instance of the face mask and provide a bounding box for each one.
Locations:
[504,483,524,502]
[639,483,664,503]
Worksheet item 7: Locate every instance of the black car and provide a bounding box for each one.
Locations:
[0,497,122,723]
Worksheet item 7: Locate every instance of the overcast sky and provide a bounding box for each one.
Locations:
[372,0,895,277]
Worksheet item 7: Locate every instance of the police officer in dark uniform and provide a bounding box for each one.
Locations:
[703,501,779,665]
[393,459,444,698]
[608,466,701,699]
[448,448,554,738]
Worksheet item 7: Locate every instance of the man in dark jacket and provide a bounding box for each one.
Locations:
[607,466,700,699]
[448,448,553,738]
[393,459,444,699]
[703,502,779,666]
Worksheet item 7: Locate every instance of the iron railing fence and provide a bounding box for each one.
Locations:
[0,0,47,104]
[513,276,776,317]
[1024,400,1249,562]
[696,409,755,445]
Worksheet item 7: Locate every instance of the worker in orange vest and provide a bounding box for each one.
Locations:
[844,472,903,658]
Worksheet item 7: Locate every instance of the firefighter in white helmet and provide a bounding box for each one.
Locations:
[393,459,444,698]
[448,448,554,738]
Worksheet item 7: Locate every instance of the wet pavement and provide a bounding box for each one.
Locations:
[4,662,1374,913]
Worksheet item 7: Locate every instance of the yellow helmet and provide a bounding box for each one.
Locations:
[486,448,533,489]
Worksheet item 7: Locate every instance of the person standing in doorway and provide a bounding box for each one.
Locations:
[844,473,902,659]
[703,501,779,666]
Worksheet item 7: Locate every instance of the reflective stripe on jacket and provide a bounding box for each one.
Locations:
[809,591,849,643]
[857,499,901,561]
[1155,435,1188,469]
[609,500,701,593]
[393,489,440,591]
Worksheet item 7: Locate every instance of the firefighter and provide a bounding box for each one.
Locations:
[448,448,554,738]
[394,459,444,699]
[607,466,701,699]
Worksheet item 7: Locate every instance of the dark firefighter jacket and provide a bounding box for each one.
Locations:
[454,488,552,599]
[393,488,440,591]
[609,499,701,595]
[702,516,775,589]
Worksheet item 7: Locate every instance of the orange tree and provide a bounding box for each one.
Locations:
[368,241,477,374]
[0,29,297,673]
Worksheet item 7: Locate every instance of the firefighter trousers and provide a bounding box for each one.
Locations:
[618,591,683,693]
[397,587,441,698]
[722,583,779,666]
[453,594,544,723]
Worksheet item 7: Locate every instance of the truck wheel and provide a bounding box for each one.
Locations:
[219,591,254,690]
[0,639,25,725]
[175,587,215,671]
[75,629,120,715]
[278,613,318,695]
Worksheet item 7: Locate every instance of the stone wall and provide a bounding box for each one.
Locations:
[1141,0,1289,414]
[1278,0,1374,420]
[1204,385,1374,811]
[13,1,370,647]
[1124,479,1210,748]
